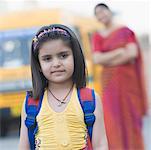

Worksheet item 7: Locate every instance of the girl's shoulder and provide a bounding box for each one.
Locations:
[26,90,33,97]
[78,87,100,102]
[25,90,42,113]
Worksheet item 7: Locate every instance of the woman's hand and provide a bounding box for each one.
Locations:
[92,43,138,67]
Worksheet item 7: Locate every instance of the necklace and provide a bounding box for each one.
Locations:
[48,84,74,107]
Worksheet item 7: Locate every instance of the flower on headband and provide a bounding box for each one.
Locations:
[33,36,38,43]
[38,30,48,38]
[52,28,68,35]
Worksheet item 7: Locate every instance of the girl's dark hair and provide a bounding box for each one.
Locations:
[94,3,110,15]
[31,24,87,99]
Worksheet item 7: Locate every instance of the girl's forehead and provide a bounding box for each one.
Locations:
[39,39,71,55]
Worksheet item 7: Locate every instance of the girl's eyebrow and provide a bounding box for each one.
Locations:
[58,50,71,54]
[41,54,52,58]
[40,50,71,58]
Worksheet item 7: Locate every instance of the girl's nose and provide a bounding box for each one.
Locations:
[52,57,61,68]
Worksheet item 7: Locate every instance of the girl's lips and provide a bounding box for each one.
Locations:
[51,70,65,74]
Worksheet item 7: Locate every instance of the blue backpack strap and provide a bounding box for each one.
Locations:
[77,88,96,141]
[25,91,43,150]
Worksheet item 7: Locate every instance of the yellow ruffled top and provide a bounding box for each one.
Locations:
[35,86,87,150]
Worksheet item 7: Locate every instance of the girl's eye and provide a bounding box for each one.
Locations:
[43,57,52,61]
[60,53,68,59]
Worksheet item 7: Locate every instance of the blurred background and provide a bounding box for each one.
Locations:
[0,0,150,149]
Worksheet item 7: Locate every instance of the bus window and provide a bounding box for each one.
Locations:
[0,28,36,68]
[22,36,32,65]
[1,39,23,68]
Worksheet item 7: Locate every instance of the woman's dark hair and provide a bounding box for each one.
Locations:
[31,24,87,99]
[94,3,111,15]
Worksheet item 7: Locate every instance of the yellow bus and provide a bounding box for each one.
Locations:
[0,8,102,136]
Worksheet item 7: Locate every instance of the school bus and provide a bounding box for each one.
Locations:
[0,8,102,136]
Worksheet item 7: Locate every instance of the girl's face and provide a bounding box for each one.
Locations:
[38,39,74,84]
[95,6,112,25]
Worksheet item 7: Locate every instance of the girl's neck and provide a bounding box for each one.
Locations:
[48,80,74,91]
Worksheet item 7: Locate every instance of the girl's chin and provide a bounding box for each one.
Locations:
[48,78,72,84]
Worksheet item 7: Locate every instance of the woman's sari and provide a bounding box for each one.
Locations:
[92,27,147,150]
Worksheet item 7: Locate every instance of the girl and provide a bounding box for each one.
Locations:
[91,3,147,150]
[19,24,108,150]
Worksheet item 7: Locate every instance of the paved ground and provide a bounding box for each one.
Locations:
[143,115,151,150]
[0,136,19,150]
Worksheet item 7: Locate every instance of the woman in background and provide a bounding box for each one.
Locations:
[91,3,147,150]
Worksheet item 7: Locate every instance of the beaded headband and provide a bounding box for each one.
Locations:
[33,27,70,50]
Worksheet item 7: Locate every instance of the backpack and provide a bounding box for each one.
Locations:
[25,87,96,150]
